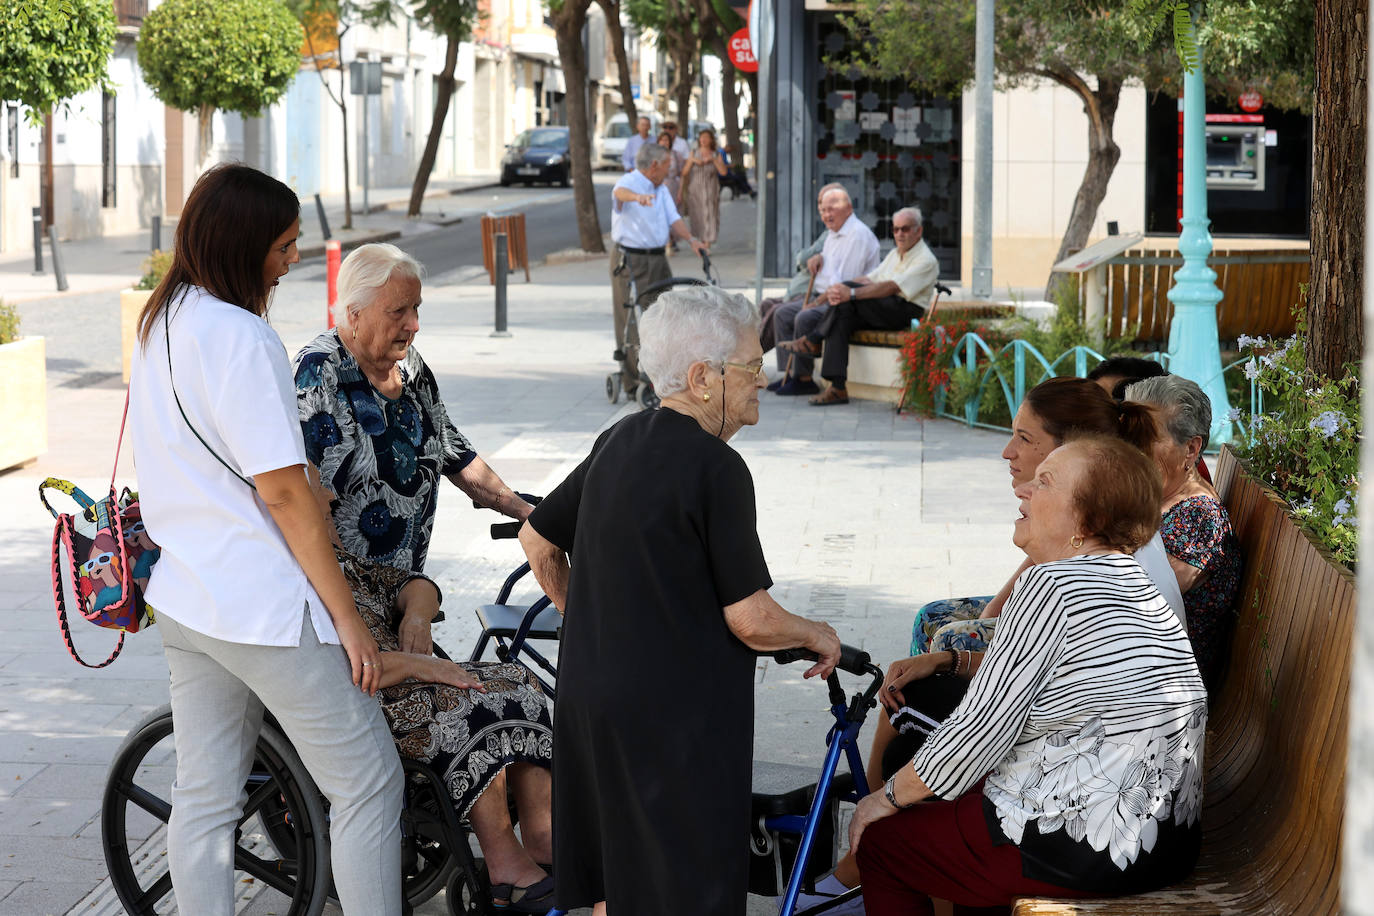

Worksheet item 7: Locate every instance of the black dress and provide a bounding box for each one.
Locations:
[528,408,772,915]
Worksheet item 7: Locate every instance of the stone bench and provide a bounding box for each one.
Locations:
[1013,446,1354,915]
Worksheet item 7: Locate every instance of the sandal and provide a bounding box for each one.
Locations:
[491,874,556,913]
[778,336,822,357]
[809,386,849,406]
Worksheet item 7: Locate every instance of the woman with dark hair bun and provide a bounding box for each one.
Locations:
[130,163,403,915]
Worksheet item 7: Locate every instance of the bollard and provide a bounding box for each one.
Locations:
[314,193,332,241]
[31,207,43,274]
[151,215,161,253]
[47,225,68,292]
[326,240,342,329]
[491,233,511,338]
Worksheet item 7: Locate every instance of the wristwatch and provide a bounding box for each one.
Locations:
[884,776,914,810]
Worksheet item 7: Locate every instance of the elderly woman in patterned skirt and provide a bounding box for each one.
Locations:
[310,470,556,913]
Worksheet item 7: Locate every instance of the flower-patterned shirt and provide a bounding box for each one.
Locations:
[913,555,1208,894]
[294,331,476,572]
[1161,495,1242,690]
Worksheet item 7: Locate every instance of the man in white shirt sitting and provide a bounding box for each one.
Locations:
[785,205,940,406]
[769,186,880,396]
[621,116,653,172]
[610,143,708,395]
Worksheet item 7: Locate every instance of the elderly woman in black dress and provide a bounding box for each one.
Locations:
[519,285,842,916]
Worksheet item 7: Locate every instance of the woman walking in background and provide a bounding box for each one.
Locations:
[680,127,727,246]
[129,163,403,915]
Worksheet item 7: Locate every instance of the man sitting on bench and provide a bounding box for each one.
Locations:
[782,206,938,406]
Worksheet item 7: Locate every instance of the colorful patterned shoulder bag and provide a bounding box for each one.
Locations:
[39,393,159,668]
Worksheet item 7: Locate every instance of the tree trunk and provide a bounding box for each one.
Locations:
[672,47,695,125]
[553,0,606,252]
[1307,0,1365,378]
[408,36,459,218]
[596,0,639,123]
[339,64,352,229]
[197,103,214,167]
[1041,71,1122,301]
[709,30,742,163]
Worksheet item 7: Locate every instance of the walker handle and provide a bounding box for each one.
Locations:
[773,644,871,676]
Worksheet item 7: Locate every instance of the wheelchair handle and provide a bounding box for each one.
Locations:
[773,643,871,676]
[491,521,522,540]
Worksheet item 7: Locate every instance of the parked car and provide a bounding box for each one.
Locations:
[500,127,571,187]
[597,112,661,170]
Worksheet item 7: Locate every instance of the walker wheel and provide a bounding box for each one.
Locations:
[606,374,621,403]
[636,384,660,410]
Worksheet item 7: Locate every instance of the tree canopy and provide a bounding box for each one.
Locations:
[139,0,301,118]
[0,0,116,121]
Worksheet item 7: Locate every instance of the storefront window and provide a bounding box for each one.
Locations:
[812,17,962,277]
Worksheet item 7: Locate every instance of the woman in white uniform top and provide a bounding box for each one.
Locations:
[129,164,403,915]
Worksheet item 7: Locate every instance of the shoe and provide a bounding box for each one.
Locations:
[766,377,785,392]
[794,887,866,915]
[775,379,821,396]
[810,386,850,406]
[491,874,555,913]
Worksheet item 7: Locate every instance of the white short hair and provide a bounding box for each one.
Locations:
[820,186,852,209]
[636,141,670,171]
[639,285,760,396]
[893,206,923,229]
[334,243,424,328]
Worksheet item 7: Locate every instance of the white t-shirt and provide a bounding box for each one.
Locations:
[129,286,332,646]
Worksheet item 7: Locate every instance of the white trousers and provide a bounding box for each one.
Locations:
[158,610,403,916]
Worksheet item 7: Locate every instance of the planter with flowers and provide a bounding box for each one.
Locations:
[0,300,48,471]
[121,250,172,382]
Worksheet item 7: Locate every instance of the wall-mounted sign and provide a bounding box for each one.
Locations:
[1238,90,1264,113]
[728,28,758,73]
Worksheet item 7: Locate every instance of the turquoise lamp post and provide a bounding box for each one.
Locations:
[1165,12,1233,446]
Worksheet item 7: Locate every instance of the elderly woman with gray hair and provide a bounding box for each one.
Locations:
[294,243,534,586]
[1127,374,1242,688]
[520,285,842,916]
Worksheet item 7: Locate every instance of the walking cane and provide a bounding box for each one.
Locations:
[782,272,818,382]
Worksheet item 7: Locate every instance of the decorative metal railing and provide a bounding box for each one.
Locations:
[925,329,1261,447]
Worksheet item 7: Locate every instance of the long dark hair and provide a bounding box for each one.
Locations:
[1024,376,1157,453]
[138,163,299,343]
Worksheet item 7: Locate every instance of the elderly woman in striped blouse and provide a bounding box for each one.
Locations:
[851,434,1208,914]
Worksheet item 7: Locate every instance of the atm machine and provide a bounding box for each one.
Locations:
[1204,115,1266,192]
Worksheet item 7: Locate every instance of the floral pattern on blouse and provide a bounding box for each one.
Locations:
[1160,495,1243,688]
[910,595,997,656]
[295,331,476,572]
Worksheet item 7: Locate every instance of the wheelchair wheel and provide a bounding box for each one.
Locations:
[444,855,494,916]
[101,705,330,916]
[401,772,460,906]
[636,382,660,410]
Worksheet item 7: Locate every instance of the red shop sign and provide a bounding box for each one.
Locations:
[1238,89,1264,112]
[729,28,759,73]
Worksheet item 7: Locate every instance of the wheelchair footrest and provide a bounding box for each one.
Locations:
[475,603,563,640]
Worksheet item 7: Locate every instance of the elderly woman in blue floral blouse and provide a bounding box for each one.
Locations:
[294,243,533,649]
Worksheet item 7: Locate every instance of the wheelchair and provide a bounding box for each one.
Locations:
[100,513,554,916]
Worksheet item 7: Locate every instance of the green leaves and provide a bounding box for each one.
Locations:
[137,0,304,118]
[0,0,117,120]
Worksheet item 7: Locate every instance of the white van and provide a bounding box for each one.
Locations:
[597,112,662,170]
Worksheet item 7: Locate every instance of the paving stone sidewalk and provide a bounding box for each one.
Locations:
[0,197,1023,915]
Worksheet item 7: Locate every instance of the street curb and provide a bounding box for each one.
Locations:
[298,229,402,260]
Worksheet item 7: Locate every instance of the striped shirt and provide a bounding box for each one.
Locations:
[913,554,1207,892]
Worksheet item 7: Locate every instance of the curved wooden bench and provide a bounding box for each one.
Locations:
[1014,447,1354,915]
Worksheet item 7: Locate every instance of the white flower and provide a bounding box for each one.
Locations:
[1309,410,1346,439]
[1226,407,1243,422]
[1244,360,1261,381]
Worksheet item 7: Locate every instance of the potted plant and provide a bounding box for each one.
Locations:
[0,299,48,471]
[121,249,172,382]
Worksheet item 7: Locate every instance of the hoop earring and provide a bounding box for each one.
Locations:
[1070,534,1085,549]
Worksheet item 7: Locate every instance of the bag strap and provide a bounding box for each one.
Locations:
[110,388,129,490]
[164,301,257,490]
[38,476,94,520]
[51,518,125,668]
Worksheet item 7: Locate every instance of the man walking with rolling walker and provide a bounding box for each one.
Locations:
[609,142,708,403]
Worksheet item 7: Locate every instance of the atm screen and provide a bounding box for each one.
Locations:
[1207,136,1239,166]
